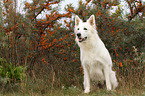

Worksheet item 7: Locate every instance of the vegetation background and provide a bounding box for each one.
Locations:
[0,0,145,95]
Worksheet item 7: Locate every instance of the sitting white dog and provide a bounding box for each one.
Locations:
[74,15,118,93]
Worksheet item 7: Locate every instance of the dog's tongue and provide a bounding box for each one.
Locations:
[79,38,83,42]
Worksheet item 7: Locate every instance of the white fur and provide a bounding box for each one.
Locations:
[74,15,118,93]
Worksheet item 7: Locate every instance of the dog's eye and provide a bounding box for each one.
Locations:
[84,28,87,30]
[77,28,79,30]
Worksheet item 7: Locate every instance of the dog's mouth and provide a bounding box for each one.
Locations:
[78,37,87,42]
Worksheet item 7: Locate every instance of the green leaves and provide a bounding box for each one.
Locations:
[0,58,27,84]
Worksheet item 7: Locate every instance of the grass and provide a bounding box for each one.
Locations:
[0,80,144,96]
[0,64,144,96]
[1,87,144,96]
[48,85,144,96]
[0,60,144,96]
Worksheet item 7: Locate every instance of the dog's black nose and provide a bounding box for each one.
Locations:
[77,33,81,37]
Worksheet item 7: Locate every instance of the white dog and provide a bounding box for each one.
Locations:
[74,15,118,93]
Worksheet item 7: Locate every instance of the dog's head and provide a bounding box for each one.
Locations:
[74,15,96,43]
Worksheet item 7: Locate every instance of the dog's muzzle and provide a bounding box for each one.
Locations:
[77,33,87,42]
[78,37,87,42]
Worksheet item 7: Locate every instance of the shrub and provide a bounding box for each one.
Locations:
[0,58,27,85]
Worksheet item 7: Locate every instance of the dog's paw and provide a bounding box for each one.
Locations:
[112,82,118,89]
[84,88,90,93]
[106,86,111,91]
[106,82,112,91]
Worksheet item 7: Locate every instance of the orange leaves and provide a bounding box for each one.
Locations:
[48,43,52,48]
[118,46,122,50]
[37,21,40,24]
[57,27,61,30]
[61,12,71,18]
[79,66,82,72]
[115,59,136,68]
[52,39,57,45]
[60,45,64,48]
[46,6,50,10]
[73,59,79,62]
[25,2,31,8]
[101,28,104,31]
[42,58,47,65]
[63,58,68,61]
[116,62,123,67]
[2,12,6,15]
[3,0,5,3]
[120,62,123,67]
[2,0,73,67]
[46,14,49,19]
[64,20,67,24]
[98,10,102,16]
[42,59,45,61]
[67,8,75,13]
[22,38,25,42]
[85,0,91,5]
[130,0,134,3]
[113,49,119,57]
[47,1,59,6]
[41,19,45,22]
[109,16,112,19]
[66,24,70,27]
[51,30,55,35]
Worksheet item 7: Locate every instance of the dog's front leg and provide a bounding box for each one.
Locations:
[104,66,112,90]
[83,66,90,93]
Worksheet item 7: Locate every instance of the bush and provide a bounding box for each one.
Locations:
[0,58,27,85]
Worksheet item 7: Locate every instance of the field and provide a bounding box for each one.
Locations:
[1,85,144,96]
[1,69,145,96]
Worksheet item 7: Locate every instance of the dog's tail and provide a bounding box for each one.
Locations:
[110,71,118,89]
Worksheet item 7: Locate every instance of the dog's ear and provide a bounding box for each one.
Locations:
[87,15,96,28]
[75,15,82,26]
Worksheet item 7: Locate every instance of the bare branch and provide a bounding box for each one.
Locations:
[126,0,133,16]
[32,1,59,21]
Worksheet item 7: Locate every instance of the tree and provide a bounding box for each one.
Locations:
[2,0,71,69]
[126,0,145,21]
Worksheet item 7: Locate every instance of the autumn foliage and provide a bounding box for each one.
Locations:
[0,0,145,91]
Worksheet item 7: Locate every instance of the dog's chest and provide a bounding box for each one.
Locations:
[81,48,100,62]
[83,60,105,81]
[81,50,105,81]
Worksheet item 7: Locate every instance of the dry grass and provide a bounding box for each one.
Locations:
[0,63,144,96]
[1,83,144,96]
